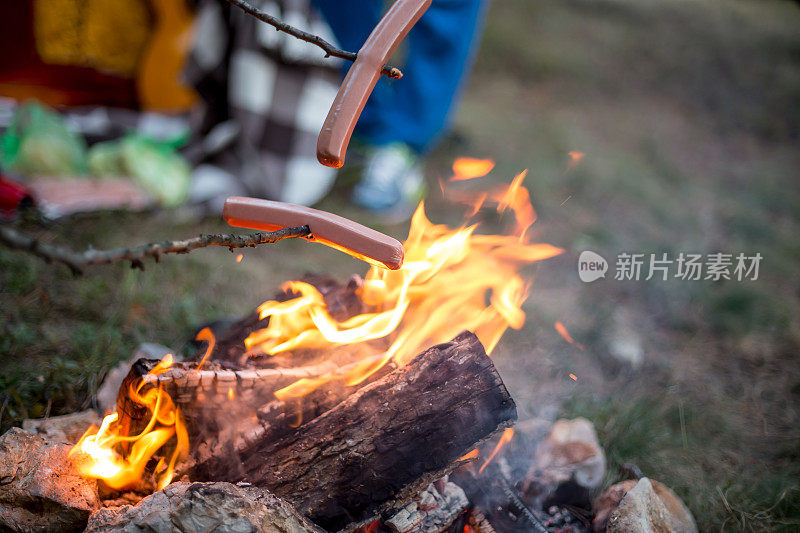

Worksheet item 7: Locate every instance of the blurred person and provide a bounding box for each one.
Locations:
[313,0,488,214]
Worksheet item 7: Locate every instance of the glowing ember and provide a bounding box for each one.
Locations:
[568,150,585,161]
[236,253,244,263]
[450,157,495,181]
[555,321,584,350]
[70,354,188,491]
[569,373,578,381]
[555,321,575,343]
[478,427,514,475]
[245,169,562,398]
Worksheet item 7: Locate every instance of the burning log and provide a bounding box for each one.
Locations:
[190,331,517,532]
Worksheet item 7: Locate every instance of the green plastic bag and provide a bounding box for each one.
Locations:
[87,140,125,176]
[87,135,191,207]
[0,101,88,176]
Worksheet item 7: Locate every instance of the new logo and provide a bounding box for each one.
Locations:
[578,251,608,282]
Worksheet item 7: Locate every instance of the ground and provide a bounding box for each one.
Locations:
[1,0,799,530]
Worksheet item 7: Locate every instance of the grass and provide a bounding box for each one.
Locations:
[564,394,800,531]
[2,0,800,530]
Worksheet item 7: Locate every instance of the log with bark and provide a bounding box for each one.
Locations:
[190,331,517,532]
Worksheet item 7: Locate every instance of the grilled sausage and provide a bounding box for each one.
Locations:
[223,196,404,270]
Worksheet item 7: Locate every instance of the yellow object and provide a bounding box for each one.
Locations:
[34,0,151,77]
[136,0,198,111]
[32,0,197,110]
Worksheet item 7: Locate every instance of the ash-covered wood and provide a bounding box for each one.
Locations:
[86,482,324,533]
[385,480,469,533]
[191,331,517,532]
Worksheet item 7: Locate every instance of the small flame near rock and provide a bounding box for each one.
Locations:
[70,355,188,491]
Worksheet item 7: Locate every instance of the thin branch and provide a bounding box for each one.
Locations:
[224,0,403,79]
[0,225,310,276]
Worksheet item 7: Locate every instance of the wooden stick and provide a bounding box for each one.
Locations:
[0,225,310,276]
[223,0,402,79]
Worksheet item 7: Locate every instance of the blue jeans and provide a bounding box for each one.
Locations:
[313,0,487,154]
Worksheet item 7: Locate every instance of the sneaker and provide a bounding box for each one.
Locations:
[351,143,425,217]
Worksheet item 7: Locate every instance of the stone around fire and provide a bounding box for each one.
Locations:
[0,428,100,532]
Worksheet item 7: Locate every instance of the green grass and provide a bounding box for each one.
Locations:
[563,394,800,530]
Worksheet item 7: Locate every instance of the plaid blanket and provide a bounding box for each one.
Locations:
[184,0,344,208]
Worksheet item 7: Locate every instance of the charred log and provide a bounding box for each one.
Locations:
[191,331,517,532]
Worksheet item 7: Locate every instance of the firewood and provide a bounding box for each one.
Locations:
[85,482,324,533]
[190,331,517,532]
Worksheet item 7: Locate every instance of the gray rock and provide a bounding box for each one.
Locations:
[600,477,697,533]
[85,481,324,533]
[22,409,101,444]
[0,428,100,532]
[523,417,606,508]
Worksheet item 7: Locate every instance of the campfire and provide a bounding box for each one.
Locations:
[57,161,567,528]
[0,159,699,533]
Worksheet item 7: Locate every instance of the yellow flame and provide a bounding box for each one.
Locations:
[70,355,188,491]
[246,169,562,400]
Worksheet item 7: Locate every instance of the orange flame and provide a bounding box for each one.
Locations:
[236,253,244,263]
[479,427,514,475]
[70,354,188,491]
[450,157,495,181]
[245,170,562,400]
[555,321,584,350]
[567,150,585,171]
[458,448,480,463]
[195,327,216,369]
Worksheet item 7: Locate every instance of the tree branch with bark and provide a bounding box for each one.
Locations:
[223,0,403,79]
[0,225,310,276]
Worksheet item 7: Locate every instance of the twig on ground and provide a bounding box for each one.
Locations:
[223,0,403,79]
[0,225,311,276]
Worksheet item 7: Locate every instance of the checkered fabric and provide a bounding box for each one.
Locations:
[184,0,344,207]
